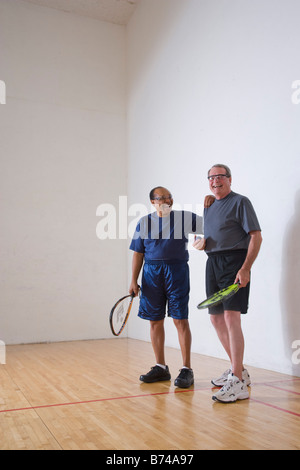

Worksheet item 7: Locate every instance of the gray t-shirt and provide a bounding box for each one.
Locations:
[204,191,261,253]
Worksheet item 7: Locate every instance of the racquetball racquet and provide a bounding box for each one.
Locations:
[109,290,139,336]
[197,283,240,310]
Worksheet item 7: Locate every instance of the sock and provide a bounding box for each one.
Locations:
[156,364,167,370]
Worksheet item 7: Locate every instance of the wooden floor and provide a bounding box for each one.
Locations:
[0,338,299,450]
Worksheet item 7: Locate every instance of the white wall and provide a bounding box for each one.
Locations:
[0,0,127,343]
[126,0,300,376]
[1,0,299,377]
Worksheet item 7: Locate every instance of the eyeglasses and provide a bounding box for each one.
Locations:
[152,194,173,201]
[207,174,230,181]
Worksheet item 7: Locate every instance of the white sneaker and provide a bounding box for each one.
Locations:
[242,369,251,386]
[211,368,231,387]
[211,368,251,387]
[212,374,250,403]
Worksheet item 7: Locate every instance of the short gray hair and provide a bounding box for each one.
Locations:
[208,164,231,178]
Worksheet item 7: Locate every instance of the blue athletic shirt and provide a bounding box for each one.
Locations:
[130,211,203,261]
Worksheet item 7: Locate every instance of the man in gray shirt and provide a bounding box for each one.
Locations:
[194,164,262,403]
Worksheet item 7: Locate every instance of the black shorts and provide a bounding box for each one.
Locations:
[206,250,250,315]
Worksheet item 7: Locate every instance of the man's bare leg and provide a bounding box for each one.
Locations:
[173,319,192,369]
[150,319,166,365]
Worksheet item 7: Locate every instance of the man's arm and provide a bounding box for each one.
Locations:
[129,251,144,296]
[235,231,263,287]
[192,195,215,250]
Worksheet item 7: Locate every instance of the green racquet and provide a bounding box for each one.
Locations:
[197,283,240,310]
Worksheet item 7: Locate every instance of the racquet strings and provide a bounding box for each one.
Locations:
[197,283,240,309]
[111,295,133,335]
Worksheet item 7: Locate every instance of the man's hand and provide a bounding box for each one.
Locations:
[193,236,206,251]
[234,268,250,288]
[129,281,140,297]
[204,195,215,208]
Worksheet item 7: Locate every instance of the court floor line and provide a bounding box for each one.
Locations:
[0,387,205,414]
[1,379,299,417]
[264,383,300,395]
[250,398,300,417]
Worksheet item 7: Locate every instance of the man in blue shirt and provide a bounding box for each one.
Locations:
[129,186,209,388]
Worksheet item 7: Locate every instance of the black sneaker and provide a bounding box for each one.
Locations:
[174,368,194,388]
[140,365,171,383]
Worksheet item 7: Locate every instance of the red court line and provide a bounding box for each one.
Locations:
[1,380,299,417]
[264,383,300,396]
[249,378,300,417]
[0,387,208,414]
[253,377,300,387]
[250,398,300,417]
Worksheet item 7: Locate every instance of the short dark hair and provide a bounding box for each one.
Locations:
[149,186,164,200]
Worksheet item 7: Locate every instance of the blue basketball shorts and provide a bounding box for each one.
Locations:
[138,260,190,321]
